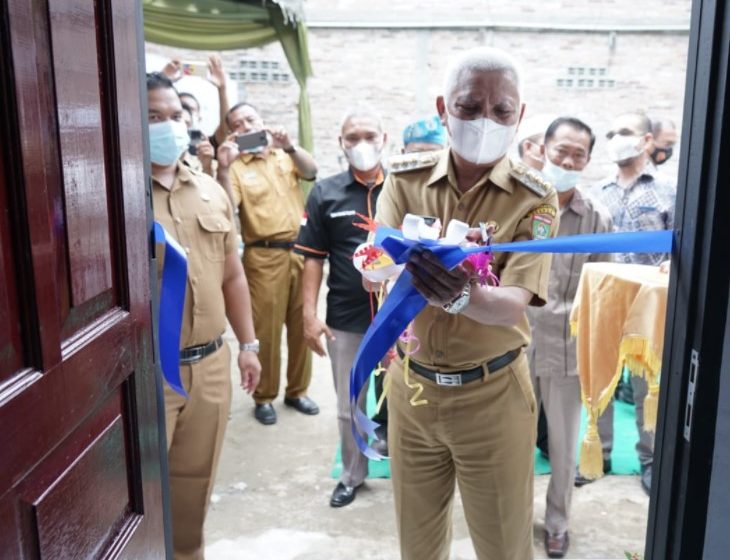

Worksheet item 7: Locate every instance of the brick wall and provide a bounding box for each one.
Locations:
[145,0,690,186]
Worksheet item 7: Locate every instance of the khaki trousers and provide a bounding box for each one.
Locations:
[389,351,536,560]
[164,343,232,560]
[327,328,369,487]
[243,247,312,404]
[530,374,582,535]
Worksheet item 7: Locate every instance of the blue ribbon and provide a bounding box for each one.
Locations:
[154,221,188,397]
[350,229,673,459]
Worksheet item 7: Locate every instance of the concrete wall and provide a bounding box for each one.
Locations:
[145,0,690,185]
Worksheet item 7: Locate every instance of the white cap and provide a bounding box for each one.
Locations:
[516,114,555,145]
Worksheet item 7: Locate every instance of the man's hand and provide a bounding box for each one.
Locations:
[405,250,473,306]
[217,133,240,169]
[238,350,261,394]
[267,127,293,151]
[161,59,182,82]
[303,314,335,357]
[206,54,226,90]
[197,138,215,173]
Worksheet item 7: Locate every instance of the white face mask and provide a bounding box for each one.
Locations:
[447,113,517,165]
[541,158,582,192]
[345,141,383,172]
[606,134,643,163]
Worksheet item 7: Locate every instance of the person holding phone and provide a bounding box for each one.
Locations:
[217,102,319,426]
[161,54,231,149]
[179,105,218,178]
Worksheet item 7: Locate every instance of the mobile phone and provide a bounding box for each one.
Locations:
[236,130,268,153]
[188,129,205,156]
[181,61,207,78]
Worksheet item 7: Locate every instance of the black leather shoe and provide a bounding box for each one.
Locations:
[575,459,612,487]
[254,403,277,425]
[545,530,570,558]
[640,464,652,496]
[284,396,320,415]
[330,482,360,507]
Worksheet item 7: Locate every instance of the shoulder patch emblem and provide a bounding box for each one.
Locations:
[509,160,554,197]
[530,204,557,240]
[388,151,440,174]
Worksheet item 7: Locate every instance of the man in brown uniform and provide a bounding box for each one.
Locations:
[527,117,613,558]
[147,73,261,560]
[218,103,319,425]
[374,48,558,560]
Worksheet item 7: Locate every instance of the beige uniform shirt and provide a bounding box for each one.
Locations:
[153,162,238,348]
[229,149,304,244]
[375,149,559,371]
[527,189,613,377]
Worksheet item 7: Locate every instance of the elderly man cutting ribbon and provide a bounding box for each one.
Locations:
[348,47,673,560]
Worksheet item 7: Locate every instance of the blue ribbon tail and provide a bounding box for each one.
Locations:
[154,221,188,397]
[484,229,673,254]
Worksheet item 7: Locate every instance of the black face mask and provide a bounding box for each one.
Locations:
[651,146,673,165]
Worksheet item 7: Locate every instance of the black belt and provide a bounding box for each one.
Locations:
[249,240,295,249]
[180,336,224,365]
[397,346,521,387]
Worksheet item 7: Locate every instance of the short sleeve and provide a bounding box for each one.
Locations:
[294,184,329,259]
[374,174,404,228]
[223,192,238,256]
[229,160,244,209]
[499,190,560,306]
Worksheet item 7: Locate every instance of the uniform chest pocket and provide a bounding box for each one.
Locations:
[197,214,232,262]
[243,178,270,205]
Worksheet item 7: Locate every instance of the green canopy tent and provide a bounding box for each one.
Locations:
[143,0,314,156]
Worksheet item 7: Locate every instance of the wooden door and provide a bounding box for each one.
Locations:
[0,0,167,558]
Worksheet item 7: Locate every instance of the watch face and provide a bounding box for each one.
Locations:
[444,285,471,314]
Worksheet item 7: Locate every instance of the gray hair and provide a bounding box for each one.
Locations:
[339,104,384,134]
[443,47,524,103]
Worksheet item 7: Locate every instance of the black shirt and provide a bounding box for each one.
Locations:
[294,170,383,334]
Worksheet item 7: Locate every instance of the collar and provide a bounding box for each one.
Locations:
[426,150,513,193]
[351,166,385,187]
[565,188,588,216]
[240,148,273,164]
[602,159,658,190]
[152,160,192,191]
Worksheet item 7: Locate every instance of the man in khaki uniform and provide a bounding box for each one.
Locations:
[374,48,558,560]
[526,117,613,558]
[218,103,319,425]
[147,73,261,560]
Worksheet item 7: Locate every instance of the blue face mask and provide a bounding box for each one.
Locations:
[149,120,190,166]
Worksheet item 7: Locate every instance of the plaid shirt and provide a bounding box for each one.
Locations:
[592,163,675,266]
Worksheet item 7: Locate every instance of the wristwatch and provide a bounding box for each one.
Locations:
[239,339,260,353]
[283,145,297,154]
[442,283,471,315]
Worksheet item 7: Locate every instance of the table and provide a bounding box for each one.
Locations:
[569,262,669,478]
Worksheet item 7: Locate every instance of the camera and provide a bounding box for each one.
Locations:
[188,129,205,156]
[236,130,268,153]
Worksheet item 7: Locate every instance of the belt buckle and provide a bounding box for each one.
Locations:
[435,372,462,386]
[181,348,203,364]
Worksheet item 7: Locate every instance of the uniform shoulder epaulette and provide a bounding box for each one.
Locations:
[509,160,554,197]
[387,151,440,174]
